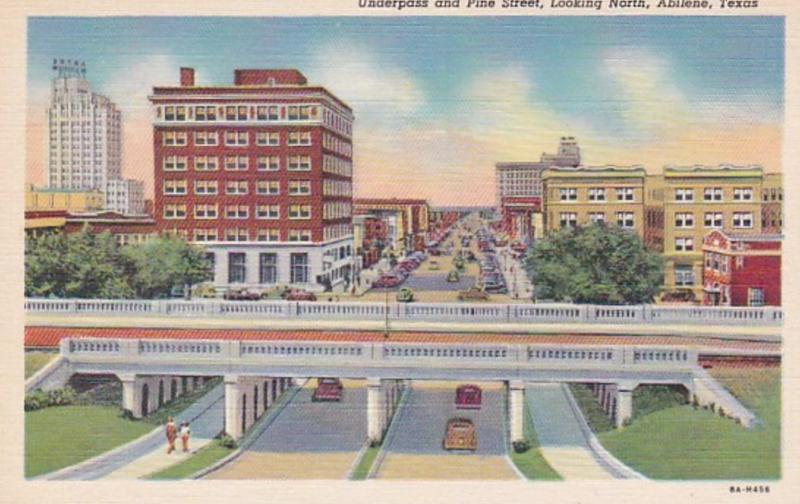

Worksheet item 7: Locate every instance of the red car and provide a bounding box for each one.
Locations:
[224,288,261,301]
[374,274,403,288]
[312,378,343,402]
[455,384,482,409]
[283,289,317,301]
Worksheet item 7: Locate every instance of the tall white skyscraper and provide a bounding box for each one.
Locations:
[45,59,145,215]
[46,59,121,192]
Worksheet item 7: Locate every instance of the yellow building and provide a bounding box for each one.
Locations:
[25,184,104,212]
[542,165,646,237]
[661,165,765,299]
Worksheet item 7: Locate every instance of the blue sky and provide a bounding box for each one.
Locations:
[27,16,785,204]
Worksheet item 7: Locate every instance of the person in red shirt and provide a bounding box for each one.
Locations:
[165,417,177,454]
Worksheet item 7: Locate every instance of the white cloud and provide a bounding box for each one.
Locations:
[99,54,178,118]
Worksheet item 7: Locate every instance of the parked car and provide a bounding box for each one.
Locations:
[374,274,404,288]
[429,248,443,256]
[283,289,317,301]
[458,287,490,302]
[396,287,415,303]
[192,284,217,299]
[312,378,343,402]
[455,384,482,410]
[443,417,477,451]
[447,270,460,283]
[453,256,465,271]
[511,242,527,253]
[224,288,261,301]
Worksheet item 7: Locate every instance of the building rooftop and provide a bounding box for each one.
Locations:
[664,164,763,177]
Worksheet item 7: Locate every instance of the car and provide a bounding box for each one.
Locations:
[455,384,482,409]
[482,282,508,294]
[283,289,317,301]
[429,248,443,256]
[224,288,262,301]
[453,256,465,270]
[396,287,415,303]
[447,270,460,283]
[458,287,490,302]
[312,378,343,402]
[443,417,477,451]
[192,284,218,299]
[373,274,403,288]
[511,242,527,253]
[428,260,441,271]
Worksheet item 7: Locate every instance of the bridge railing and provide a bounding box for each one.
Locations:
[26,298,783,327]
[59,337,700,371]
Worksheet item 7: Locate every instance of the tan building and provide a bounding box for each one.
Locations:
[661,165,765,299]
[542,165,646,237]
[761,172,783,234]
[643,174,666,252]
[25,184,104,212]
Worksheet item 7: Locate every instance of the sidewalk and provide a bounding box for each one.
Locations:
[104,438,213,479]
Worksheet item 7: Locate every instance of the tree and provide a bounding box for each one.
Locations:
[122,236,212,299]
[525,222,664,304]
[25,227,135,298]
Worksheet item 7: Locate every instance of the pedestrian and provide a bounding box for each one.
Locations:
[165,416,177,454]
[180,421,192,453]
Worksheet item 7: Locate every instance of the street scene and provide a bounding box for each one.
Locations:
[23,16,782,483]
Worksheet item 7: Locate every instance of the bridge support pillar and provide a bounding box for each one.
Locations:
[508,380,525,443]
[615,382,636,428]
[224,375,244,440]
[119,373,143,418]
[367,378,384,444]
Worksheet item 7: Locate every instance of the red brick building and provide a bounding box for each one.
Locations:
[702,230,781,307]
[499,196,541,244]
[148,68,355,291]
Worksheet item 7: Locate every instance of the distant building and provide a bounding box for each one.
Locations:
[702,230,781,306]
[45,59,146,215]
[25,210,156,245]
[542,165,646,238]
[149,68,355,292]
[25,183,104,213]
[353,198,430,255]
[761,173,783,234]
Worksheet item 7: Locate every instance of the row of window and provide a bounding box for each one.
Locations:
[322,155,353,177]
[673,187,755,202]
[163,203,314,220]
[324,223,352,241]
[322,179,353,197]
[194,229,311,244]
[323,202,353,219]
[159,104,317,123]
[322,132,353,157]
[162,155,311,172]
[163,179,312,196]
[163,130,313,147]
[559,212,635,229]
[558,187,635,202]
[227,252,309,284]
[674,212,753,229]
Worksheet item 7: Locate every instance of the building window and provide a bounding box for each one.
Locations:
[225,180,249,195]
[675,237,694,252]
[674,265,695,287]
[225,131,249,147]
[615,212,635,229]
[194,204,218,219]
[748,287,765,307]
[257,156,280,171]
[163,204,187,219]
[163,180,187,195]
[193,156,218,172]
[288,106,311,121]
[194,131,218,146]
[289,204,312,220]
[289,229,312,243]
[559,188,577,201]
[288,180,312,196]
[224,156,249,171]
[225,228,249,242]
[290,253,309,283]
[256,131,280,146]
[225,205,249,219]
[704,187,723,201]
[615,187,634,201]
[559,212,577,228]
[256,205,280,220]
[194,180,218,195]
[193,228,218,242]
[256,180,280,195]
[589,212,605,224]
[674,212,694,228]
[287,155,311,171]
[259,253,278,284]
[163,156,188,171]
[288,131,312,146]
[733,187,753,201]
[256,106,279,121]
[194,106,217,122]
[733,212,753,229]
[228,253,246,283]
[704,212,723,228]
[588,188,605,201]
[163,131,188,146]
[675,188,694,202]
[257,229,280,242]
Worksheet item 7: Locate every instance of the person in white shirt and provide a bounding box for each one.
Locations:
[180,421,191,452]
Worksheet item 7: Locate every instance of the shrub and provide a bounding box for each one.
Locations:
[119,408,136,421]
[217,435,237,449]
[709,402,716,413]
[718,407,726,418]
[24,386,77,411]
[512,440,531,453]
[622,417,633,427]
[24,389,50,411]
[691,394,699,410]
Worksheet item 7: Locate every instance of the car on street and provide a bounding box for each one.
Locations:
[447,270,460,283]
[283,289,318,301]
[428,260,441,271]
[443,417,477,451]
[396,287,415,303]
[312,378,343,402]
[455,384,482,409]
[224,288,262,301]
[458,286,490,302]
[374,274,404,288]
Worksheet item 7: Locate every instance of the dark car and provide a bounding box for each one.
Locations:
[455,384,482,410]
[443,417,477,451]
[312,378,343,402]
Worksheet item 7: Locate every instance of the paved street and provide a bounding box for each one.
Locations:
[376,381,517,479]
[209,380,366,479]
[526,383,613,480]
